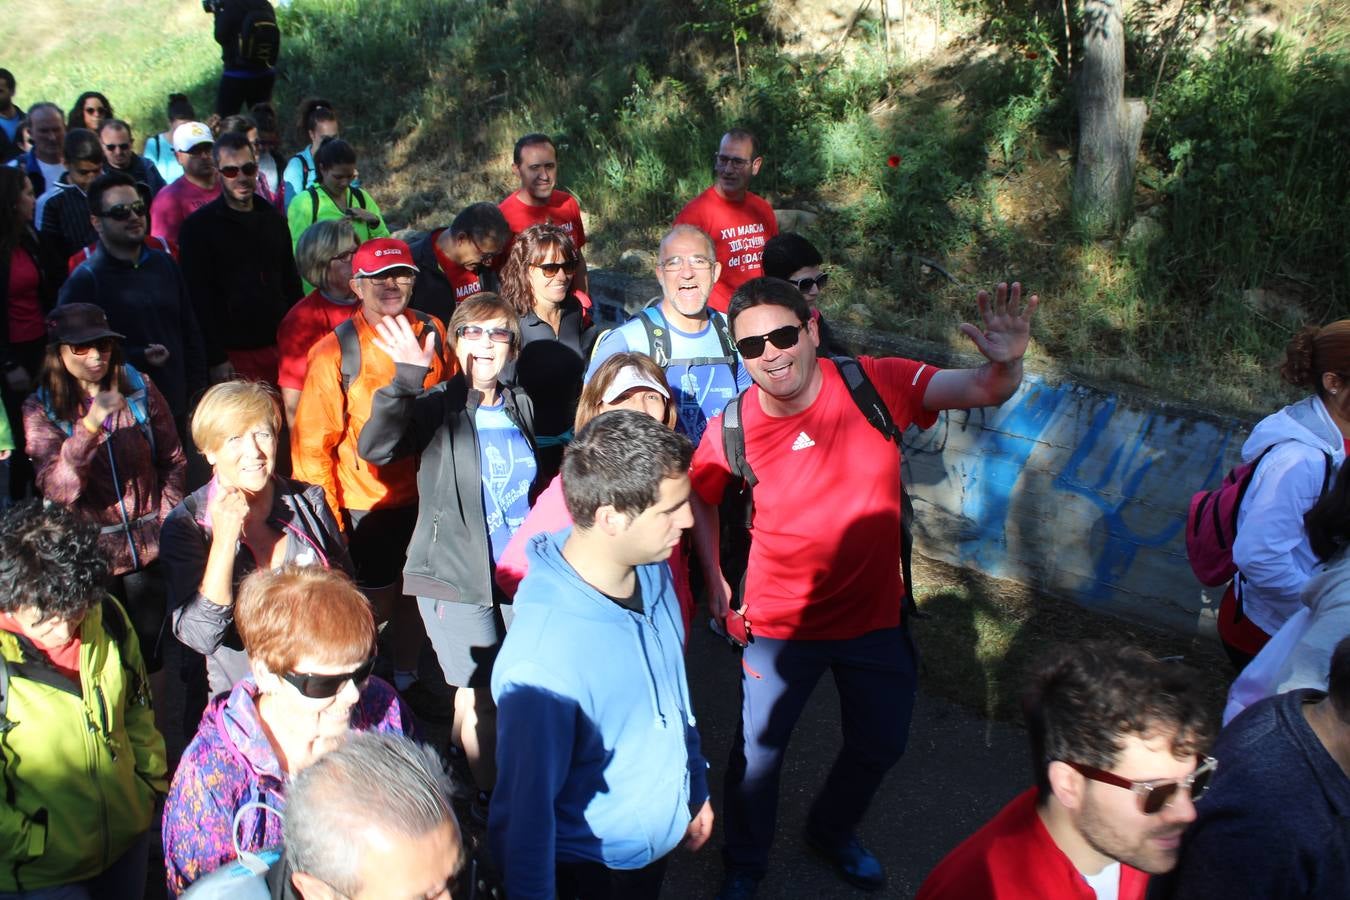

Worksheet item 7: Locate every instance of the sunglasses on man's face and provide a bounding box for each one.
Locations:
[1063,755,1217,815]
[790,273,830,294]
[281,656,376,700]
[67,338,115,357]
[102,142,131,153]
[99,201,147,221]
[532,260,578,277]
[736,323,806,360]
[217,161,258,178]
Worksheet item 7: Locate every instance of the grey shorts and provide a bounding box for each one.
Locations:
[418,596,515,688]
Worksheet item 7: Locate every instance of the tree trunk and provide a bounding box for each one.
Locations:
[1073,0,1147,235]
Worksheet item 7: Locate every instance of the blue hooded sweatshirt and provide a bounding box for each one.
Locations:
[490,529,709,898]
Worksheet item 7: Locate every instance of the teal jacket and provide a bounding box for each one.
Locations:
[0,597,168,891]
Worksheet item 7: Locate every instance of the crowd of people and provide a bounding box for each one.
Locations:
[1,36,1348,900]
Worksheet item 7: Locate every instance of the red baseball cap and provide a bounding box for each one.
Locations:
[352,238,420,277]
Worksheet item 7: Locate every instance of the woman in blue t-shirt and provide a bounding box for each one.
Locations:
[358,291,537,822]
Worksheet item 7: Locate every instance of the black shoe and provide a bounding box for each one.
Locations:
[804,829,886,892]
[715,871,761,900]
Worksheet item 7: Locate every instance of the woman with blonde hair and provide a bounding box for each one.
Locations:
[162,380,351,696]
[1226,320,1350,667]
[162,565,412,896]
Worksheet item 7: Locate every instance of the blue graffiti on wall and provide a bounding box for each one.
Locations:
[903,375,1240,598]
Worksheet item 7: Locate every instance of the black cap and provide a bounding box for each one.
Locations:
[45,304,124,346]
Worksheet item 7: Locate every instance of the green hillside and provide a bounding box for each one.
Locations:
[11,0,1349,414]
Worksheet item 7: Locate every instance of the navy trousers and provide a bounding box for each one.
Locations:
[722,624,918,877]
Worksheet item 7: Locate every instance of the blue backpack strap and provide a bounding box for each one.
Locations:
[640,306,739,375]
[122,365,156,457]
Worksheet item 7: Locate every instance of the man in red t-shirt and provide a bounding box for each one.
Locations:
[409,201,510,326]
[149,122,221,245]
[675,128,779,314]
[916,643,1215,900]
[498,133,588,292]
[691,277,1038,899]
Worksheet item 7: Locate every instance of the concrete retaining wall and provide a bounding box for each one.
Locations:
[587,270,1255,636]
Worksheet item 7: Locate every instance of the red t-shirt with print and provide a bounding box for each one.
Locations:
[498,190,587,249]
[429,228,488,304]
[691,356,939,640]
[674,186,778,313]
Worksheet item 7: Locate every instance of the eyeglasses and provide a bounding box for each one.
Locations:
[99,201,148,221]
[789,273,830,293]
[532,260,578,277]
[359,273,416,286]
[329,249,356,265]
[102,142,131,152]
[84,106,108,116]
[456,324,514,344]
[217,161,258,178]
[660,255,715,272]
[66,338,115,356]
[470,236,500,266]
[281,657,375,699]
[1063,755,1217,815]
[736,323,806,360]
[715,153,752,170]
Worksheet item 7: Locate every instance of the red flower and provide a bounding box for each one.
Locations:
[1025,50,1039,60]
[887,155,901,168]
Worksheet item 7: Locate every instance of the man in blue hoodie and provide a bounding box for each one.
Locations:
[490,410,713,899]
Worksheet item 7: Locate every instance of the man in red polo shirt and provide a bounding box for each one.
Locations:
[691,277,1037,899]
[675,128,778,314]
[916,643,1216,900]
[408,201,510,326]
[498,133,588,292]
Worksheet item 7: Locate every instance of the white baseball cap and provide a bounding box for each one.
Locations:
[171,121,214,153]
[601,366,670,404]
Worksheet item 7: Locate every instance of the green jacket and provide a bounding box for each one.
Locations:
[0,596,168,891]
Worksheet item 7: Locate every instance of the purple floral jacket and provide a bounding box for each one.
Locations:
[161,675,413,896]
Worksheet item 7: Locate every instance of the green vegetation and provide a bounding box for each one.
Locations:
[13,0,1349,415]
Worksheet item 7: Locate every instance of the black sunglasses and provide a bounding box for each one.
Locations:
[281,656,375,699]
[217,161,259,178]
[67,337,116,357]
[789,273,829,293]
[533,260,578,277]
[99,201,147,221]
[102,142,131,152]
[736,323,805,360]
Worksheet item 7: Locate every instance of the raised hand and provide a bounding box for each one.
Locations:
[144,344,171,367]
[207,485,250,541]
[84,390,126,432]
[958,282,1039,365]
[371,314,437,369]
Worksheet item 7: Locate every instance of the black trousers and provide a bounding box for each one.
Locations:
[554,856,669,900]
[215,71,276,116]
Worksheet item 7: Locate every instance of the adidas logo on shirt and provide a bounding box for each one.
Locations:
[791,431,816,451]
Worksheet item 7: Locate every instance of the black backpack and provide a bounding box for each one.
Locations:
[636,303,739,385]
[239,3,281,69]
[306,185,370,228]
[720,356,920,620]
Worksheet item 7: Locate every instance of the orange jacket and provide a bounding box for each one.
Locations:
[292,309,452,517]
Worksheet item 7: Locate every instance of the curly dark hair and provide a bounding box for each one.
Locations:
[0,501,108,621]
[1022,641,1215,801]
[497,223,577,317]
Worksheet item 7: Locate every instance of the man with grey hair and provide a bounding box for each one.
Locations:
[285,732,464,899]
[584,223,750,446]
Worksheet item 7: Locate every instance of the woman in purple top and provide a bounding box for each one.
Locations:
[161,565,414,896]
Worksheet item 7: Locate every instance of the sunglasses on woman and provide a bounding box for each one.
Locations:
[1063,755,1217,815]
[735,323,806,360]
[67,338,116,357]
[281,656,376,699]
[456,324,514,344]
[789,273,829,293]
[532,260,578,277]
[99,201,147,221]
[217,161,259,178]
